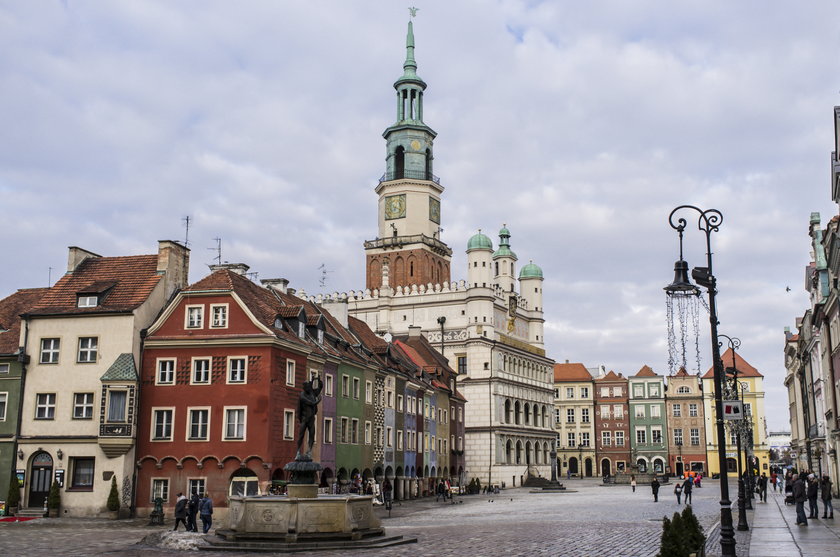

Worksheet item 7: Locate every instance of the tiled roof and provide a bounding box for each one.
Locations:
[28,255,161,315]
[595,370,625,382]
[703,348,763,378]
[277,306,304,319]
[307,314,322,326]
[100,353,138,381]
[634,365,657,377]
[0,288,50,354]
[673,367,690,377]
[348,317,388,351]
[553,362,592,381]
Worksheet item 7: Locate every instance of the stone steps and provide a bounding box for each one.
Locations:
[202,533,417,552]
[14,508,47,518]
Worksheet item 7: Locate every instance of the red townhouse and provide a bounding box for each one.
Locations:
[594,371,631,476]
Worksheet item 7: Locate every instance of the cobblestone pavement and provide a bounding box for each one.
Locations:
[0,479,758,557]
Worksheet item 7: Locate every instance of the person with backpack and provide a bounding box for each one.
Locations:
[682,475,693,505]
[674,481,683,504]
[187,491,200,532]
[821,474,834,519]
[172,493,188,531]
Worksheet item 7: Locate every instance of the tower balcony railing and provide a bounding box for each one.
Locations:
[379,169,440,185]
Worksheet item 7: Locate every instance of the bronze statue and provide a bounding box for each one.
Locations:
[296,376,323,458]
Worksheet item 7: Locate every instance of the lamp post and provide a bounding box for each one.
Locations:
[665,205,735,556]
[676,440,683,477]
[578,439,583,479]
[719,334,749,529]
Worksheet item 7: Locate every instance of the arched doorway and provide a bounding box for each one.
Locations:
[637,459,647,473]
[569,456,579,476]
[653,459,664,474]
[585,458,593,477]
[29,452,54,508]
[229,468,259,496]
[601,458,611,477]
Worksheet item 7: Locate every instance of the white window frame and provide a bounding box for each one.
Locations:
[652,427,663,444]
[188,478,206,498]
[580,386,589,398]
[615,431,625,447]
[635,405,645,418]
[77,336,98,363]
[341,375,349,397]
[568,432,576,447]
[386,426,393,448]
[186,407,211,441]
[352,377,360,399]
[690,428,700,446]
[688,403,698,417]
[35,393,56,419]
[581,407,590,423]
[397,430,404,450]
[325,374,334,397]
[284,409,295,440]
[351,418,359,444]
[77,294,98,308]
[601,431,610,446]
[613,405,623,419]
[105,389,128,423]
[674,428,684,445]
[340,417,349,443]
[40,338,60,364]
[227,356,247,384]
[191,357,211,384]
[185,305,204,329]
[151,407,175,441]
[323,417,333,444]
[581,431,590,447]
[285,359,295,387]
[156,358,176,385]
[151,478,170,502]
[0,392,7,421]
[635,428,647,444]
[210,303,228,329]
[673,403,682,417]
[566,387,574,399]
[651,405,661,418]
[566,408,575,423]
[72,392,94,420]
[365,421,372,445]
[365,381,373,404]
[0,363,8,374]
[397,394,404,411]
[223,406,247,441]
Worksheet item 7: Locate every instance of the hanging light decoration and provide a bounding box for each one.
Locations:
[664,227,705,375]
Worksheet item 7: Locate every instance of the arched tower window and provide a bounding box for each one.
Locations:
[425,148,432,179]
[395,146,405,179]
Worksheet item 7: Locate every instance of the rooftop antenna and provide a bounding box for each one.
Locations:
[318,263,333,289]
[208,238,222,266]
[182,216,192,248]
[48,266,52,287]
[246,271,259,283]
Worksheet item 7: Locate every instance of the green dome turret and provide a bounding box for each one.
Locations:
[492,224,518,260]
[467,230,493,252]
[519,260,543,279]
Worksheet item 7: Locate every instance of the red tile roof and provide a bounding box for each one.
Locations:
[634,365,657,377]
[673,367,690,377]
[0,288,50,354]
[702,348,763,378]
[553,362,592,382]
[595,370,626,382]
[28,255,161,315]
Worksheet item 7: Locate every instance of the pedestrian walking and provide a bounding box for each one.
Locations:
[807,473,819,518]
[682,476,693,505]
[674,482,682,504]
[630,475,637,493]
[793,474,808,525]
[771,471,778,492]
[651,477,660,502]
[821,474,834,519]
[436,480,446,502]
[383,478,393,508]
[758,473,768,503]
[199,492,214,534]
[187,492,200,532]
[172,493,188,531]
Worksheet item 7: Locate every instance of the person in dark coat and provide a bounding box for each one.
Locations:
[682,476,693,505]
[187,492,200,532]
[758,473,768,503]
[199,493,214,534]
[793,474,808,525]
[651,477,660,502]
[807,474,819,518]
[821,475,834,519]
[172,493,188,531]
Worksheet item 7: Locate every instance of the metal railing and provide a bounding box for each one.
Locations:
[379,169,440,184]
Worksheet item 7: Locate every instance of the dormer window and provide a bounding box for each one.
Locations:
[298,321,305,339]
[274,317,283,330]
[77,295,98,308]
[317,328,324,344]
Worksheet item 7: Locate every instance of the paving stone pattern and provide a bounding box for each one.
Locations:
[0,479,772,557]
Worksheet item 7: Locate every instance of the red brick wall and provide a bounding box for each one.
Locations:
[366,249,451,290]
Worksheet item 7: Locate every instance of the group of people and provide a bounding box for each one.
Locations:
[172,492,215,534]
[643,474,698,504]
[790,472,834,526]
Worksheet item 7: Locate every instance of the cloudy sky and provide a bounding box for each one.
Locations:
[2,1,838,430]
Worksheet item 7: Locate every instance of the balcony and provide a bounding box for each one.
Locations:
[379,169,440,185]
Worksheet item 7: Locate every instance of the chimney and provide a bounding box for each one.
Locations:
[261,278,289,294]
[408,325,422,338]
[321,297,348,328]
[67,246,102,273]
[209,263,250,275]
[157,240,190,297]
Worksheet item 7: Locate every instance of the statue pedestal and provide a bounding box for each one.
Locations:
[286,484,318,498]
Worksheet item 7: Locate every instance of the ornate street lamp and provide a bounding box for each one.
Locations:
[720,334,749,530]
[665,205,735,556]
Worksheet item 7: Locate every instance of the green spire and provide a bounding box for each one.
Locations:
[403,21,417,79]
[493,224,518,260]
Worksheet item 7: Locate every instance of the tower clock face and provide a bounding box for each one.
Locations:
[384,194,406,220]
[429,197,440,224]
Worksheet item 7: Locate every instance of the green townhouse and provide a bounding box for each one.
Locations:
[628,366,668,475]
[0,288,49,513]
